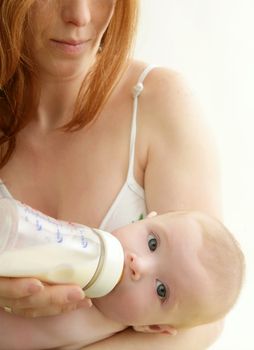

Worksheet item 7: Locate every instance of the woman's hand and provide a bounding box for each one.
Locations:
[0,277,92,318]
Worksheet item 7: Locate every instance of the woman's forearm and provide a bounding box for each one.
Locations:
[81,320,224,350]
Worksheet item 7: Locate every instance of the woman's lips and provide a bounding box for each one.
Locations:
[50,39,90,54]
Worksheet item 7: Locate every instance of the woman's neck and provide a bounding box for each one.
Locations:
[34,70,89,131]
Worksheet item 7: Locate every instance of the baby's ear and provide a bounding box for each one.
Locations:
[133,324,177,336]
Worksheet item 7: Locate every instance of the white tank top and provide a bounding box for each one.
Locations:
[0,65,157,232]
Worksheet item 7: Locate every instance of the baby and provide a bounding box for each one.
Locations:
[0,211,245,350]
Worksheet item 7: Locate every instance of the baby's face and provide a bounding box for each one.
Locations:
[93,213,212,327]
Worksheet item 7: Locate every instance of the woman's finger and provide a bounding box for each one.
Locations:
[2,284,85,310]
[0,277,44,298]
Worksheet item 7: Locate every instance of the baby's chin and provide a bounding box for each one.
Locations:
[92,296,127,324]
[91,270,143,325]
[92,290,141,326]
[92,285,119,313]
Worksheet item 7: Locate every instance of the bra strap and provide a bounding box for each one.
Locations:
[127,65,158,179]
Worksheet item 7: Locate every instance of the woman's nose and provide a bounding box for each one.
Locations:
[127,253,149,281]
[61,0,91,27]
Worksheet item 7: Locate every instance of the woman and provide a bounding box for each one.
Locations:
[0,0,223,349]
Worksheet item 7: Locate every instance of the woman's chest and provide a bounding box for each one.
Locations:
[0,110,146,227]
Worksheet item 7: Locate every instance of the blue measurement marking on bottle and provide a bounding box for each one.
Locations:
[36,218,42,231]
[56,226,63,243]
[81,236,88,248]
[79,229,88,248]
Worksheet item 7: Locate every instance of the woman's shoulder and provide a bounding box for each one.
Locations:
[127,60,201,132]
[126,60,183,93]
[119,60,188,106]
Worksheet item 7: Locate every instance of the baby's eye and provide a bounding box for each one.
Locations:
[147,233,158,252]
[156,280,167,301]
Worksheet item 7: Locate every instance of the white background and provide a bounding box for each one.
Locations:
[134,1,254,349]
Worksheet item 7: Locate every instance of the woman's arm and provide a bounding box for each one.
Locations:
[81,321,224,350]
[0,305,125,350]
[143,68,222,218]
[82,67,223,349]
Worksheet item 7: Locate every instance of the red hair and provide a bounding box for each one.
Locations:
[0,0,139,167]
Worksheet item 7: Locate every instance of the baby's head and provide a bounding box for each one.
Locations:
[93,211,245,335]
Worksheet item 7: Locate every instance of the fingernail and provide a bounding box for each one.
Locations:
[27,282,43,294]
[4,307,12,314]
[67,289,84,302]
[79,298,93,308]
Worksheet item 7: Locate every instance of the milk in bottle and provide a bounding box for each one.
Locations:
[0,198,124,297]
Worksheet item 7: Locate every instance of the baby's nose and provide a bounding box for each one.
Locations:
[127,253,146,281]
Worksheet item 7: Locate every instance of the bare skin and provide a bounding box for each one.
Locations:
[80,322,224,350]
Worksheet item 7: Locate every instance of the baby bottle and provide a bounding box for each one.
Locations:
[0,198,124,298]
